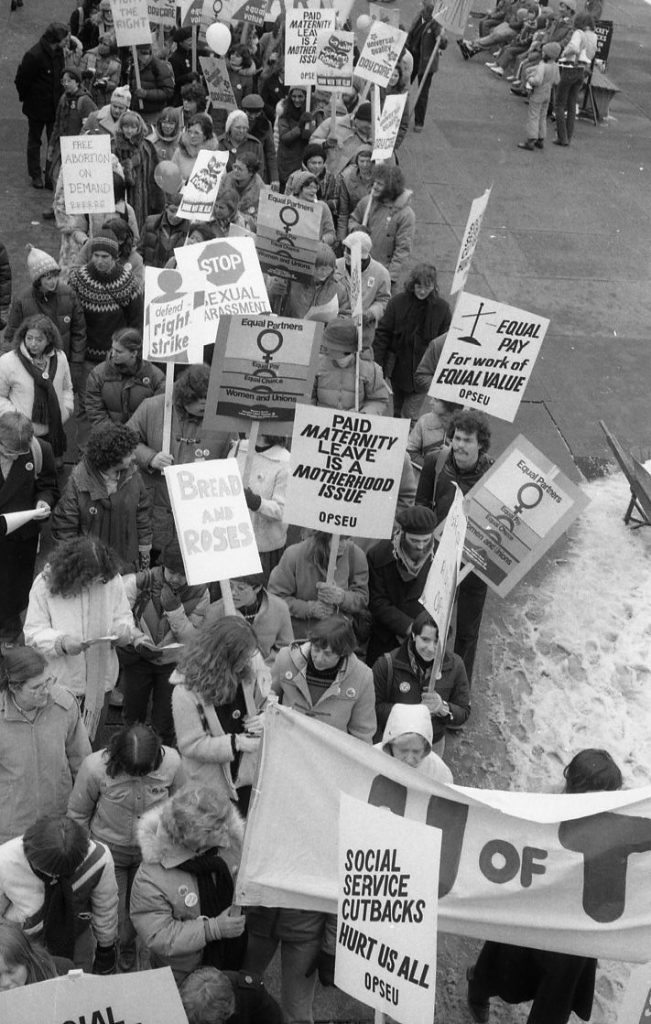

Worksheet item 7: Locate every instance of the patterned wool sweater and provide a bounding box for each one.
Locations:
[69,263,143,363]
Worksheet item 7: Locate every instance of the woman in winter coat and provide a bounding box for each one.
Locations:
[86,327,164,427]
[226,45,257,109]
[349,163,416,289]
[172,618,268,816]
[231,434,290,579]
[268,530,369,640]
[113,111,164,230]
[129,785,246,984]
[373,262,451,423]
[373,609,470,754]
[48,68,97,186]
[205,572,293,662]
[217,110,265,175]
[51,422,152,571]
[286,143,339,217]
[286,171,336,247]
[68,724,185,973]
[23,537,151,741]
[375,703,453,783]
[0,315,73,462]
[277,88,317,188]
[0,645,90,846]
[173,113,220,183]
[80,31,122,108]
[148,105,183,162]
[219,153,264,230]
[312,317,390,416]
[336,147,374,243]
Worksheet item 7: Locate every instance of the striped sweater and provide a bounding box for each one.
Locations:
[68,263,144,364]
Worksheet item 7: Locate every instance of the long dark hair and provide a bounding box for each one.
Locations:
[105,724,164,778]
[0,920,59,984]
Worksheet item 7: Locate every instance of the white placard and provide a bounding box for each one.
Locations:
[429,292,549,422]
[451,187,492,296]
[285,7,337,86]
[285,405,410,538]
[372,92,408,161]
[164,458,262,584]
[177,149,229,221]
[355,21,407,87]
[110,0,152,46]
[143,266,204,363]
[335,795,440,1024]
[419,484,466,653]
[60,135,114,215]
[175,236,271,325]
[147,0,176,24]
[314,29,354,90]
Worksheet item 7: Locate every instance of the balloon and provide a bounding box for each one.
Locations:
[356,14,372,30]
[206,22,232,56]
[154,160,184,194]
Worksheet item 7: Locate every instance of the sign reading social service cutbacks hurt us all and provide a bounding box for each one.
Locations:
[285,7,337,86]
[177,149,229,221]
[60,135,114,215]
[458,435,589,596]
[165,458,262,585]
[199,56,237,112]
[111,0,152,46]
[143,266,204,363]
[285,405,410,537]
[314,30,354,90]
[335,795,440,1024]
[451,187,492,296]
[205,315,322,433]
[355,21,407,88]
[429,292,549,422]
[372,92,408,162]
[175,237,270,323]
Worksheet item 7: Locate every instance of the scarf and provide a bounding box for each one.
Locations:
[16,347,66,457]
[305,650,342,705]
[392,528,432,581]
[31,867,77,959]
[176,849,246,969]
[407,634,433,691]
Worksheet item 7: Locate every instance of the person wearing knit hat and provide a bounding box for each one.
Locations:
[217,109,266,179]
[15,23,70,189]
[314,316,390,414]
[517,33,561,149]
[285,143,338,217]
[354,101,372,124]
[343,230,373,258]
[26,244,60,284]
[286,173,336,246]
[0,814,118,971]
[83,84,132,137]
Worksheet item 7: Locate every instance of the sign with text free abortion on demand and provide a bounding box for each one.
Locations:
[285,405,409,537]
[60,135,114,215]
[336,796,440,1024]
[355,20,407,88]
[205,315,322,433]
[457,435,589,596]
[429,292,549,422]
[164,459,262,585]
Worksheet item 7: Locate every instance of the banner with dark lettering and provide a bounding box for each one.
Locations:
[355,21,407,88]
[255,186,321,286]
[60,135,114,215]
[111,0,152,46]
[147,0,177,25]
[204,315,322,433]
[143,266,204,363]
[285,7,337,87]
[237,705,651,963]
[199,55,237,113]
[164,458,262,583]
[284,405,410,538]
[177,149,228,221]
[429,292,549,421]
[452,435,589,596]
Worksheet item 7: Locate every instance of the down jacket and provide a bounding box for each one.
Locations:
[85,356,165,426]
[3,282,86,361]
[313,353,390,415]
[0,348,74,434]
[349,190,416,284]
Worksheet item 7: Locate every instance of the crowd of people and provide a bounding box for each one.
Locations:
[0,2,621,1024]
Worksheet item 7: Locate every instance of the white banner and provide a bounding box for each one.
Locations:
[372,92,408,162]
[355,21,407,87]
[164,458,262,584]
[199,55,237,112]
[284,405,410,538]
[285,7,337,86]
[419,484,466,665]
[60,135,114,215]
[143,266,204,363]
[110,0,152,46]
[314,29,355,90]
[451,187,492,296]
[175,236,270,326]
[177,149,229,221]
[429,292,549,422]
[336,795,440,1024]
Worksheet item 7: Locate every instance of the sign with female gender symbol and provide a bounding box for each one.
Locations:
[450,435,589,597]
[255,186,321,285]
[204,314,323,433]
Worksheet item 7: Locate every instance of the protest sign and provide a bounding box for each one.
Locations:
[284,405,409,538]
[454,435,589,596]
[368,2,401,27]
[335,795,440,1024]
[255,186,321,285]
[420,485,466,666]
[355,21,407,88]
[432,0,475,35]
[600,419,651,527]
[205,315,322,432]
[450,187,492,296]
[181,0,203,25]
[111,0,152,46]
[372,92,408,161]
[175,236,270,325]
[177,149,228,221]
[143,267,204,363]
[615,962,651,1023]
[60,135,114,215]
[147,0,176,25]
[215,0,270,23]
[314,30,355,89]
[0,966,187,1022]
[165,458,262,584]
[428,292,549,421]
[595,19,614,63]
[199,55,237,111]
[237,703,651,963]
[285,7,337,86]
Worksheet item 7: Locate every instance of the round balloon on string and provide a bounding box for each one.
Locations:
[154,160,184,194]
[206,22,232,56]
[356,14,372,31]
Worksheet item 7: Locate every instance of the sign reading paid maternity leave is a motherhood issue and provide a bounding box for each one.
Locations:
[336,795,440,1024]
[285,405,409,537]
[285,7,337,86]
[164,458,262,585]
[60,135,114,215]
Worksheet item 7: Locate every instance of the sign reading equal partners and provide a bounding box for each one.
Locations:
[255,186,320,284]
[335,795,440,1024]
[429,292,549,421]
[458,435,589,596]
[205,315,322,432]
[285,405,409,537]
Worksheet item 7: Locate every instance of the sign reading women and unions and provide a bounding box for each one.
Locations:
[255,186,321,285]
[285,405,410,538]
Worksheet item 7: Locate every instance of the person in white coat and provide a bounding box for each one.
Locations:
[375,703,453,783]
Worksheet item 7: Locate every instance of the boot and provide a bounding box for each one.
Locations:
[517,139,536,150]
[535,139,544,149]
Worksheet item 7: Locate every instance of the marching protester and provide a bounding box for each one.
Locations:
[348,164,416,291]
[204,572,293,662]
[85,327,165,426]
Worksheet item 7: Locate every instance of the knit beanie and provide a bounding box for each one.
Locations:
[23,817,88,878]
[88,229,119,257]
[62,66,82,83]
[241,93,264,111]
[111,85,132,108]
[26,244,60,284]
[354,102,372,123]
[344,230,373,257]
[288,171,317,196]
[302,143,327,166]
[225,110,248,135]
[323,317,358,353]
[396,505,437,535]
[542,41,561,58]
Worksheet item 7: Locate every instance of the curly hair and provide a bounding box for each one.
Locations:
[84,421,138,472]
[160,785,237,852]
[189,112,214,141]
[13,314,62,354]
[180,968,237,1024]
[181,81,208,111]
[563,749,622,794]
[102,215,134,256]
[0,921,59,985]
[450,409,491,455]
[230,43,253,68]
[45,537,121,597]
[105,723,164,778]
[235,151,261,175]
[174,364,210,411]
[178,617,258,704]
[373,163,405,201]
[404,263,439,297]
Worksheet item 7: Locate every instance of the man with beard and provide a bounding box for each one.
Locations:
[366,505,438,666]
[85,327,165,427]
[416,409,494,683]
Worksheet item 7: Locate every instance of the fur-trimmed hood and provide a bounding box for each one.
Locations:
[136,801,245,874]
